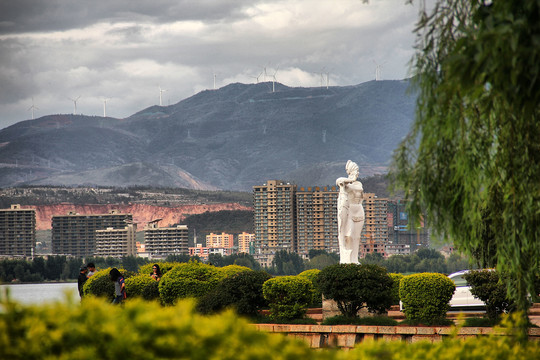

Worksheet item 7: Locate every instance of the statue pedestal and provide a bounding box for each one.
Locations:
[322,298,385,320]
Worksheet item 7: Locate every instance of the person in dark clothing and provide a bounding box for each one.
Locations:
[78,266,88,298]
[110,268,126,304]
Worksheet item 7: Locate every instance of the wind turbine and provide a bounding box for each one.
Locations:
[271,66,279,93]
[373,60,387,81]
[159,86,167,106]
[102,98,110,117]
[69,95,81,114]
[249,70,263,84]
[27,98,39,120]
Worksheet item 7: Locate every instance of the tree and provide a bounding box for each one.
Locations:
[391,0,540,324]
[272,250,304,275]
[314,264,393,317]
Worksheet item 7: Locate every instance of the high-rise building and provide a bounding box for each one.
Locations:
[52,210,132,257]
[0,204,36,257]
[253,180,392,258]
[95,224,137,258]
[363,194,389,243]
[238,232,255,254]
[253,180,296,253]
[296,186,339,256]
[144,223,189,259]
[387,199,430,251]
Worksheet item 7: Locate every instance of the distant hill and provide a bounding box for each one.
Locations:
[0,80,416,191]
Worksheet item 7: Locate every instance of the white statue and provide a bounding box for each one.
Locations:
[336,160,365,264]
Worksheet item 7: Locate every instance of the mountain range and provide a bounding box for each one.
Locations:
[0,80,416,191]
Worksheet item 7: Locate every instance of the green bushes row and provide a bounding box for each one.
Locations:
[1,297,538,359]
[82,262,461,325]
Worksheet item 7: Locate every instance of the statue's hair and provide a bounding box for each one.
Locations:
[346,160,359,175]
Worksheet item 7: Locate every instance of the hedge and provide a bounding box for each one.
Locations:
[158,262,225,305]
[197,270,271,317]
[389,273,404,306]
[0,297,325,360]
[0,297,538,359]
[262,276,313,320]
[297,269,322,307]
[124,274,156,299]
[400,273,455,323]
[219,265,252,277]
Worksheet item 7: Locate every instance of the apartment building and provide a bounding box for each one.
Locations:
[253,180,296,254]
[363,194,389,243]
[95,224,137,258]
[0,204,36,257]
[144,223,189,259]
[238,232,255,254]
[51,210,132,257]
[206,232,234,249]
[296,186,339,256]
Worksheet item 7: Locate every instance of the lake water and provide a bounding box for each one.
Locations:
[0,282,79,305]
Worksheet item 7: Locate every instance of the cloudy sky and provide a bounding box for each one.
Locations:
[0,0,422,130]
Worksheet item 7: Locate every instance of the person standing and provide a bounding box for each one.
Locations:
[109,268,126,304]
[86,263,96,277]
[78,266,88,299]
[150,264,162,281]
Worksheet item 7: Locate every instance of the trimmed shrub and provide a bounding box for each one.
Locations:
[197,270,272,317]
[0,297,326,360]
[464,269,514,319]
[389,273,404,305]
[219,265,252,277]
[138,262,177,276]
[158,262,225,305]
[298,269,322,307]
[399,272,455,323]
[262,276,313,320]
[141,280,160,301]
[83,268,129,300]
[124,273,155,298]
[314,264,394,317]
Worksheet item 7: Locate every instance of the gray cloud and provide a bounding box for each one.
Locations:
[0,0,421,129]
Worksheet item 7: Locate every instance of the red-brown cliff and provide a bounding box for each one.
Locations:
[23,203,252,230]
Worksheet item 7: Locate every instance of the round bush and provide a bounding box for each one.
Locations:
[464,269,514,319]
[389,273,405,306]
[399,272,455,323]
[197,270,272,317]
[82,268,114,300]
[125,274,155,298]
[158,262,225,305]
[219,265,252,277]
[298,269,322,307]
[142,280,160,301]
[262,276,313,320]
[314,264,394,317]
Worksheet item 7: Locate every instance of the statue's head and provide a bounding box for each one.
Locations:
[346,160,359,179]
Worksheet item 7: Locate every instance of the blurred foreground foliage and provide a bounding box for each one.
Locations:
[0,295,539,360]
